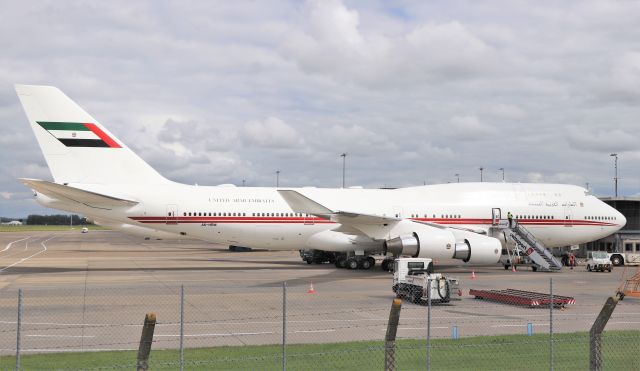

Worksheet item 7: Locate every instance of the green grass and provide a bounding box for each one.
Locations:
[1,331,638,370]
[0,225,108,232]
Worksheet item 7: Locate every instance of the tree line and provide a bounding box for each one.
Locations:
[25,214,90,225]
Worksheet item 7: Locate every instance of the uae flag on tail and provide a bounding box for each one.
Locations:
[36,122,121,148]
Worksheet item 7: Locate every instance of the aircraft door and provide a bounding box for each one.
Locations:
[166,204,178,225]
[564,204,573,227]
[491,208,502,225]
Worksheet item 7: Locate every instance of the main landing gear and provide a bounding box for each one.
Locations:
[334,254,376,270]
[380,258,395,272]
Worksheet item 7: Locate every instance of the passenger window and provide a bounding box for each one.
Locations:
[625,243,633,252]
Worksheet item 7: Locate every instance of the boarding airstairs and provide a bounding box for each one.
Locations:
[490,219,563,271]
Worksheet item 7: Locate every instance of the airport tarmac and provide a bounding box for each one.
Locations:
[1,230,639,355]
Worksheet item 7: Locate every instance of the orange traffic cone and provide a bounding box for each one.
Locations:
[307,282,316,294]
[511,265,517,273]
[471,271,476,279]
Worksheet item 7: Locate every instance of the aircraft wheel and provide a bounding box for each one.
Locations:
[306,259,313,264]
[367,256,376,268]
[360,258,372,270]
[347,258,359,270]
[381,260,389,271]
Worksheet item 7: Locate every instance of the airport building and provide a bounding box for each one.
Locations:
[579,196,640,259]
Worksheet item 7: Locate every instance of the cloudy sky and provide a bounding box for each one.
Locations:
[1,0,639,217]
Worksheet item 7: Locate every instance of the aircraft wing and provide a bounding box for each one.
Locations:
[19,178,139,209]
[277,190,333,218]
[278,190,402,239]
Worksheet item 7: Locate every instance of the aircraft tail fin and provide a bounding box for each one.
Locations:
[15,84,168,185]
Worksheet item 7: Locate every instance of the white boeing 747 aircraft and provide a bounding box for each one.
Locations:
[14,85,626,270]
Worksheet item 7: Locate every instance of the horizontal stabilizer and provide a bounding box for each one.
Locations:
[19,178,138,209]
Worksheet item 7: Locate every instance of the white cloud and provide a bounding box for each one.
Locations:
[446,115,495,139]
[566,125,638,152]
[601,52,640,101]
[281,1,496,87]
[240,117,303,148]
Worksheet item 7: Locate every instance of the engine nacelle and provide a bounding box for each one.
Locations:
[384,221,501,264]
[384,223,457,260]
[449,229,502,265]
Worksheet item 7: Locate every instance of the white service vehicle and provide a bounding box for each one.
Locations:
[392,258,461,304]
[607,239,640,266]
[586,251,612,272]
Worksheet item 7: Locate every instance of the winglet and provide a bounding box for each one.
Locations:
[277,190,333,215]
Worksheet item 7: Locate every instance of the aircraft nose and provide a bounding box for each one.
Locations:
[616,210,627,230]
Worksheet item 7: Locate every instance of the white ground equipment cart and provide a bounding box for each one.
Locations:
[586,251,612,272]
[392,258,461,304]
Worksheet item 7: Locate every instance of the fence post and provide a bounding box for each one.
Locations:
[180,285,185,371]
[549,277,553,371]
[427,278,432,371]
[589,296,619,371]
[137,313,157,371]
[384,298,402,371]
[15,289,22,371]
[282,282,287,371]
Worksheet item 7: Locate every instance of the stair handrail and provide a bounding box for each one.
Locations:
[511,224,563,270]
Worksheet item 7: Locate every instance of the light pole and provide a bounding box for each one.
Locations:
[276,170,280,188]
[340,153,347,188]
[454,174,460,183]
[498,168,505,181]
[610,153,618,197]
[242,179,245,187]
[479,167,484,182]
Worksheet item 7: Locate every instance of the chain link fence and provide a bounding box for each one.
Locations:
[1,277,639,370]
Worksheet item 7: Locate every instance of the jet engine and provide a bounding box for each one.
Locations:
[383,221,500,264]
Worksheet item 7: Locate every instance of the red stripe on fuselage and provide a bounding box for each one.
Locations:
[127,216,617,227]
